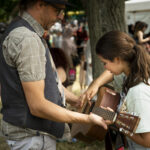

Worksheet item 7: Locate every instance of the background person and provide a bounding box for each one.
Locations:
[62,26,77,69]
[50,47,69,84]
[134,21,150,53]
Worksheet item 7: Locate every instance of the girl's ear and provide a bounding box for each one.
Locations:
[113,57,121,64]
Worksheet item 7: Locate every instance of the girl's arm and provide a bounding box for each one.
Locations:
[127,132,150,147]
[80,70,114,101]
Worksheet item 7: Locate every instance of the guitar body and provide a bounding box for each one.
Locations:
[71,87,120,142]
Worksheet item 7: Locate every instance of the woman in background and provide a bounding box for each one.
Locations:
[134,21,150,53]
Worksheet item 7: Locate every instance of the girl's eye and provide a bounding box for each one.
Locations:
[103,62,106,65]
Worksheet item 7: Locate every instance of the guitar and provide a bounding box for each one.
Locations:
[92,107,140,135]
[71,87,140,142]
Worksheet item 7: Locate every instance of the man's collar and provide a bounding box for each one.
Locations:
[21,12,45,37]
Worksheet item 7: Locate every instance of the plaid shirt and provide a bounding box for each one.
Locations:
[1,12,66,140]
[2,12,46,82]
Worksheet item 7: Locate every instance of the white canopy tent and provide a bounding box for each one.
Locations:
[125,0,150,33]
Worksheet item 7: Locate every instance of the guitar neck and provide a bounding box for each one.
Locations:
[92,107,116,122]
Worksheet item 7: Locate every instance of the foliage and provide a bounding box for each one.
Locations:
[0,0,19,22]
[0,0,83,22]
[67,0,83,11]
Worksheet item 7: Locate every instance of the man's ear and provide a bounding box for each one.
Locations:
[36,0,45,9]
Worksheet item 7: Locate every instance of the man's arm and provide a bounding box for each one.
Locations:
[21,80,108,129]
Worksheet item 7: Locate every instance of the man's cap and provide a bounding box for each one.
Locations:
[43,0,73,6]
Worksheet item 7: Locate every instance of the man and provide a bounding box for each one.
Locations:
[0,0,108,149]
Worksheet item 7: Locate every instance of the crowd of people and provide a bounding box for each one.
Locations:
[44,19,90,90]
[0,0,150,150]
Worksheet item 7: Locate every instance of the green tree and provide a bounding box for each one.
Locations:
[0,0,82,22]
[0,0,19,22]
[81,0,126,90]
[68,0,83,11]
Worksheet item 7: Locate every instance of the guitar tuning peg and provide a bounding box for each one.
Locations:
[134,113,138,116]
[125,130,129,134]
[119,128,123,132]
[126,112,132,115]
[131,112,137,116]
[119,128,130,135]
[130,133,133,137]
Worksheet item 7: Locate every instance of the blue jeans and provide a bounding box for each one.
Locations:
[7,135,56,150]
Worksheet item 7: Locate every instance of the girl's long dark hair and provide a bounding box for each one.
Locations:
[96,31,150,93]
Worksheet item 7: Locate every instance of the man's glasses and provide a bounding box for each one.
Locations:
[50,4,65,16]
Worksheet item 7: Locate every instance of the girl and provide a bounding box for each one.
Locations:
[134,21,150,53]
[96,31,150,149]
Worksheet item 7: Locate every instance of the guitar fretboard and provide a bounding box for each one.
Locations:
[92,107,116,121]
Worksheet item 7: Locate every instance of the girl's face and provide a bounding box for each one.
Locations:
[142,27,147,32]
[99,55,129,75]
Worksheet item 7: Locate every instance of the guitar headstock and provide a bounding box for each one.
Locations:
[115,111,140,135]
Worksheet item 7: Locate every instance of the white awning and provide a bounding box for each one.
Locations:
[125,0,150,12]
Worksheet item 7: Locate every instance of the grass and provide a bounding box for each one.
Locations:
[57,141,105,150]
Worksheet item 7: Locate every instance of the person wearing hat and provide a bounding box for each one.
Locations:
[0,0,108,149]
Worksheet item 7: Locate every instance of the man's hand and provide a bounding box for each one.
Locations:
[63,86,82,108]
[67,97,82,109]
[88,113,108,130]
[100,106,114,125]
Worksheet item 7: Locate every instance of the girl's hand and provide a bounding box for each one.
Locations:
[79,80,100,107]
